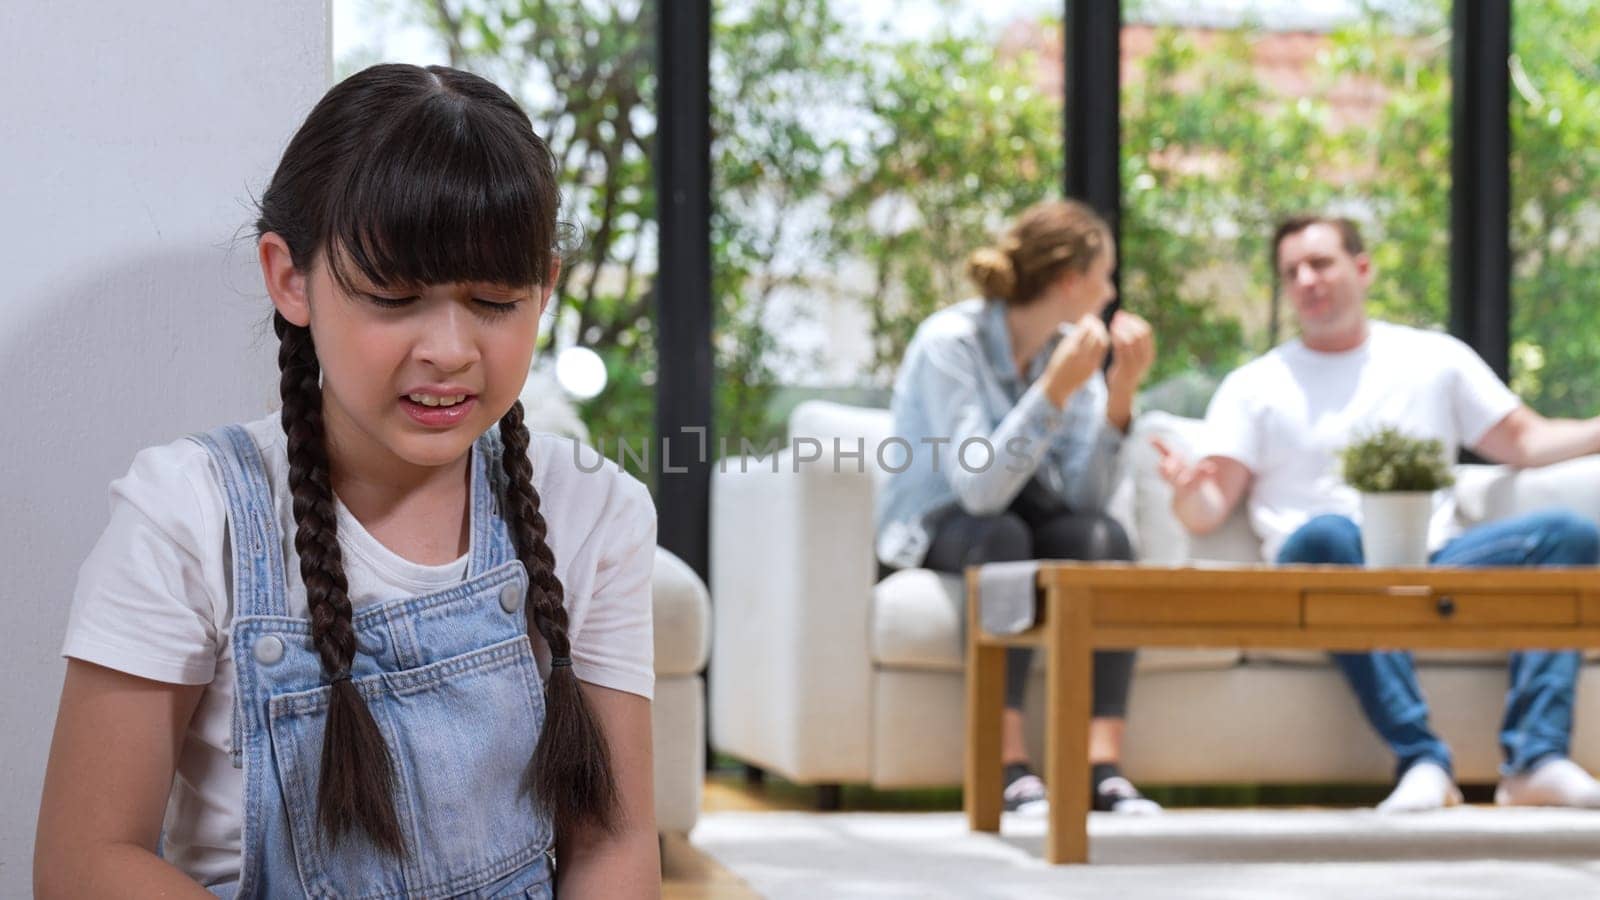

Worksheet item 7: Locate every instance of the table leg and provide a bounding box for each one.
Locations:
[1045,584,1092,864]
[965,567,1006,833]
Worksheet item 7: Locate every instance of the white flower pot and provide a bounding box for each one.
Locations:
[1359,491,1434,567]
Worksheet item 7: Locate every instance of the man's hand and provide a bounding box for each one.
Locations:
[1105,310,1155,395]
[1152,436,1217,495]
[1043,313,1110,409]
[1151,436,1251,535]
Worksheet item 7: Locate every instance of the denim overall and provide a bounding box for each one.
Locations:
[191,423,554,899]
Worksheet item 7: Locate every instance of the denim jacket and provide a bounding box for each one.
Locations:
[874,298,1124,569]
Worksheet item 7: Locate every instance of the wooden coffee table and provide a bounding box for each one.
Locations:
[963,562,1600,864]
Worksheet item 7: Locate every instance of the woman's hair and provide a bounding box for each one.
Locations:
[256,64,616,853]
[966,199,1110,306]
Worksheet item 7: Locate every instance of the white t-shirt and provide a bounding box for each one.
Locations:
[1193,321,1521,562]
[60,414,657,886]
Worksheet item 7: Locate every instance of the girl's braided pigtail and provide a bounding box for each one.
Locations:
[498,400,619,835]
[276,311,405,855]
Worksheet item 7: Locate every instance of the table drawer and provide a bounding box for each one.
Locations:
[1093,589,1300,626]
[1303,588,1578,627]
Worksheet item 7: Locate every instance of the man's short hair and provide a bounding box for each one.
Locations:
[1272,215,1365,270]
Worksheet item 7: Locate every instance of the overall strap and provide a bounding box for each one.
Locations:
[470,425,517,576]
[187,424,290,619]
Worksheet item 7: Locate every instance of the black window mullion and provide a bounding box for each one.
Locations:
[1063,1,1124,305]
[1450,0,1512,381]
[654,0,713,583]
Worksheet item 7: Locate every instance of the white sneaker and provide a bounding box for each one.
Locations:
[1002,773,1049,817]
[1095,776,1162,816]
[1496,757,1600,808]
[1377,760,1462,813]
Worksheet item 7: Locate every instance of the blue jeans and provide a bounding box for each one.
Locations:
[1276,509,1600,779]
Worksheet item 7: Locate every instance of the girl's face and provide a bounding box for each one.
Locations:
[263,235,552,485]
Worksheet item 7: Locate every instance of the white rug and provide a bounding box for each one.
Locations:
[691,807,1600,898]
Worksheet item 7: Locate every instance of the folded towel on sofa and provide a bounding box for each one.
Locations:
[977,560,1041,635]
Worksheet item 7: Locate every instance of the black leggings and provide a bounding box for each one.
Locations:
[918,479,1136,716]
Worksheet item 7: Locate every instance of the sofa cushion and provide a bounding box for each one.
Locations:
[870,569,964,670]
[870,567,1242,674]
[653,547,711,677]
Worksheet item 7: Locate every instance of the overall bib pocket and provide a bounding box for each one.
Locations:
[267,636,551,899]
[481,860,555,899]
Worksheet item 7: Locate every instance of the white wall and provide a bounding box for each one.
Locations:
[0,2,328,894]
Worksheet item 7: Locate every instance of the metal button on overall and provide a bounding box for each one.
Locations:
[500,582,523,614]
[253,635,285,665]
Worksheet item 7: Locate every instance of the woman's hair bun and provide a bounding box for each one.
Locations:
[966,246,1016,301]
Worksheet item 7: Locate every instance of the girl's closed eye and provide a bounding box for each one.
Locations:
[362,293,525,316]
[363,292,419,309]
[472,297,525,316]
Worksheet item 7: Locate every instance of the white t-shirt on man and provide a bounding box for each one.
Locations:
[1192,320,1521,562]
[60,414,657,886]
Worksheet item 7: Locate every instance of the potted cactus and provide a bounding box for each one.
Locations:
[1339,426,1456,567]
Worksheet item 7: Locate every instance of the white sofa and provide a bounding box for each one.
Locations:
[708,400,1600,792]
[650,546,710,834]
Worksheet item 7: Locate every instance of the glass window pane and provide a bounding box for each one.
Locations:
[712,1,1064,442]
[1121,1,1451,413]
[1510,0,1600,417]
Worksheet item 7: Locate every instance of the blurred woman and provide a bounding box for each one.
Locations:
[875,199,1159,816]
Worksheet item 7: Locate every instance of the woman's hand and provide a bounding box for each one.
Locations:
[1105,310,1155,396]
[1102,311,1154,431]
[1042,313,1110,409]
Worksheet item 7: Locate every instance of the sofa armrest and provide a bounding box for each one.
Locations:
[647,547,709,835]
[652,546,710,677]
[1456,455,1600,527]
[709,445,876,783]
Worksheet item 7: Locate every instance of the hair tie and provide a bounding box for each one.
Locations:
[550,656,573,669]
[330,668,353,685]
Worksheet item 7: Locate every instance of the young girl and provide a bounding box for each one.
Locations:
[35,64,659,897]
[875,199,1160,817]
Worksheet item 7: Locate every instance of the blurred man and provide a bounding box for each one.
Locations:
[1155,215,1600,812]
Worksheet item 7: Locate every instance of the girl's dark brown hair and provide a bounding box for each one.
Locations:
[966,199,1110,306]
[256,63,616,854]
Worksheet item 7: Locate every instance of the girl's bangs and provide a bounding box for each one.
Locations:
[325,94,553,293]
